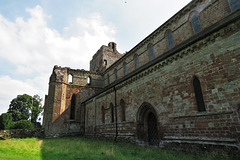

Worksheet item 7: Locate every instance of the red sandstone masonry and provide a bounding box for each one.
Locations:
[43,0,240,152]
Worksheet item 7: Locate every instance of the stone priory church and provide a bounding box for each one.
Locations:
[43,0,240,151]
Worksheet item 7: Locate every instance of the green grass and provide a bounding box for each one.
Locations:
[0,137,237,160]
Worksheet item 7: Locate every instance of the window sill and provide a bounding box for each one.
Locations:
[173,111,233,119]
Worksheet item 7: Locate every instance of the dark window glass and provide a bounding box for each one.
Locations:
[120,99,126,121]
[192,14,201,34]
[193,77,206,112]
[168,32,174,49]
[228,0,240,12]
[110,103,114,123]
[70,94,76,119]
[149,45,154,60]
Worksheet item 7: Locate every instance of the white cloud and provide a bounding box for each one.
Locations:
[0,1,192,115]
[0,75,43,113]
[0,5,116,114]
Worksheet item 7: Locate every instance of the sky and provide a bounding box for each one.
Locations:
[0,0,191,115]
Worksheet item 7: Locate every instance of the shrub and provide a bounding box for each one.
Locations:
[0,113,12,130]
[11,120,34,129]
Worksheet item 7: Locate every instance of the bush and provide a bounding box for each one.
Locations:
[0,113,12,130]
[11,120,34,129]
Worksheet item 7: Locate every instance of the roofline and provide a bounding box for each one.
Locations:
[81,9,240,104]
[103,0,195,74]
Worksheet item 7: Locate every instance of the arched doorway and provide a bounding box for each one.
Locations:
[137,102,159,146]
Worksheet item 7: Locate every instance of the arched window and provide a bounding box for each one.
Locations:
[104,59,107,66]
[110,103,114,123]
[68,74,73,83]
[101,106,105,123]
[148,44,154,61]
[193,77,206,112]
[123,62,127,76]
[114,69,118,80]
[135,54,139,69]
[70,94,76,119]
[120,99,126,122]
[87,76,91,85]
[167,31,174,49]
[228,0,240,12]
[192,14,201,34]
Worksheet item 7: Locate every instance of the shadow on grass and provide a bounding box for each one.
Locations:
[40,137,239,160]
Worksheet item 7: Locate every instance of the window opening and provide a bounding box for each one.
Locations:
[120,99,126,121]
[70,94,76,120]
[192,14,201,34]
[68,74,73,83]
[87,76,91,85]
[104,59,107,66]
[149,45,154,61]
[228,0,240,12]
[193,77,206,112]
[135,54,139,69]
[110,103,114,123]
[168,32,174,49]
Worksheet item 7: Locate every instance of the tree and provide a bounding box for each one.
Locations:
[0,113,12,130]
[10,120,34,129]
[7,94,43,127]
[30,95,43,127]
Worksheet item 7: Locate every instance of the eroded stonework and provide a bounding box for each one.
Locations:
[43,0,240,152]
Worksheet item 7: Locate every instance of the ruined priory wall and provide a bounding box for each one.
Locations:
[83,11,240,145]
[44,66,103,136]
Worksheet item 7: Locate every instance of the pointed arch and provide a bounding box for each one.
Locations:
[136,102,159,146]
[193,76,206,112]
[189,11,201,34]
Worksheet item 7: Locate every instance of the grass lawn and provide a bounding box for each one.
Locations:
[0,137,237,160]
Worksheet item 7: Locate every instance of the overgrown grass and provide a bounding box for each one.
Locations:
[0,137,237,160]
